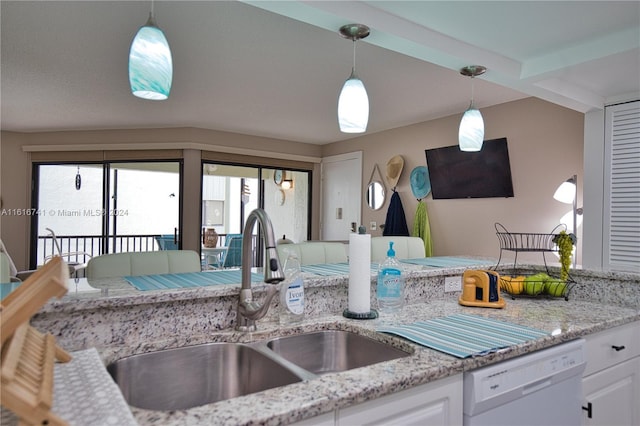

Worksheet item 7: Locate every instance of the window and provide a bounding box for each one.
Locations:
[31,161,182,268]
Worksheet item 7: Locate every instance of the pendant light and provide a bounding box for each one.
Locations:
[458,65,486,152]
[337,24,370,133]
[129,1,172,100]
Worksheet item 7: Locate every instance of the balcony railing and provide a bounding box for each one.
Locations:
[36,234,163,267]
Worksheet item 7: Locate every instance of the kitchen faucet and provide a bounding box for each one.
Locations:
[235,208,285,331]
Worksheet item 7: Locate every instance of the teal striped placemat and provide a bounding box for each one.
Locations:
[400,257,491,268]
[301,262,378,276]
[377,313,549,358]
[124,270,263,291]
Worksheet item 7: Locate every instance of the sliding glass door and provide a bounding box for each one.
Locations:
[201,162,310,268]
[107,162,181,253]
[33,164,104,267]
[31,161,182,268]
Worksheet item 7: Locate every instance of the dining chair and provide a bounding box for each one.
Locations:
[221,236,243,268]
[155,235,179,250]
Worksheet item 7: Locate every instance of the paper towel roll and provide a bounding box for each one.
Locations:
[348,232,371,313]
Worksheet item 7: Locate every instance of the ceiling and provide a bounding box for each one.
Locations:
[2,1,638,145]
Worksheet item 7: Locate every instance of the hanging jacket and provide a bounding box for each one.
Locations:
[383,191,410,236]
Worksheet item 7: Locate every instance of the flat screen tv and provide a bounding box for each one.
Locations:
[425,137,514,199]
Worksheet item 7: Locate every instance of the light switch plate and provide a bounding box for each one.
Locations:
[370,221,377,230]
[444,276,462,292]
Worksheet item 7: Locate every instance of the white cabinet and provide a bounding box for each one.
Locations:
[337,374,462,426]
[582,321,640,426]
[583,357,640,425]
[293,374,462,426]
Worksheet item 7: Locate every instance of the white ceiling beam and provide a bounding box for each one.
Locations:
[242,0,609,114]
[521,26,640,80]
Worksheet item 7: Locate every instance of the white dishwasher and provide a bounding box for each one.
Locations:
[463,339,586,426]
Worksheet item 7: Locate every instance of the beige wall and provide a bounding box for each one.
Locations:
[1,97,584,271]
[322,97,585,263]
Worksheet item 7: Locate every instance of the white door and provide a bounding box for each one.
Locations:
[321,152,362,241]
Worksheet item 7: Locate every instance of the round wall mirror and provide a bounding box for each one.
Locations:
[366,181,385,210]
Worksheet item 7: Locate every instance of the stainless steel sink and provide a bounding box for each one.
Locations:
[107,343,302,410]
[266,330,411,375]
[108,330,412,411]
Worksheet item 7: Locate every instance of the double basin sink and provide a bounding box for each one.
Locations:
[108,330,412,411]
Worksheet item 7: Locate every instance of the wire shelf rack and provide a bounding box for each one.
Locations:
[492,223,576,301]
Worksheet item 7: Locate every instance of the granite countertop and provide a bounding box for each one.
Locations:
[39,261,639,313]
[108,298,638,426]
[26,262,638,425]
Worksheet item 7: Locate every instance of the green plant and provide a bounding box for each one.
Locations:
[553,230,574,281]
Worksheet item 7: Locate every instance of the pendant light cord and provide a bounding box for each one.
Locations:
[469,76,475,108]
[352,39,357,75]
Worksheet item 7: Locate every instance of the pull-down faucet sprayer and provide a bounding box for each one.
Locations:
[235,208,285,331]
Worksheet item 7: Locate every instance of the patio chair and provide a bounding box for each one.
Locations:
[44,228,92,278]
[206,233,242,269]
[221,236,243,268]
[155,234,179,250]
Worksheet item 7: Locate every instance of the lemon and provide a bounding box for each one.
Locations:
[500,275,524,295]
[499,276,512,291]
[509,276,525,295]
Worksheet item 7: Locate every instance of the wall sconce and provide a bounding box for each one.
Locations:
[281,179,294,190]
[553,174,582,267]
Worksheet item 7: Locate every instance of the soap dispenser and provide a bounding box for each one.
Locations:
[279,253,305,325]
[377,242,404,312]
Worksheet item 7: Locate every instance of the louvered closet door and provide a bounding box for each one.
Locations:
[604,101,640,272]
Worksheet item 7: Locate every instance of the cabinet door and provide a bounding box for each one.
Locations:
[583,321,640,377]
[336,374,462,426]
[582,357,640,426]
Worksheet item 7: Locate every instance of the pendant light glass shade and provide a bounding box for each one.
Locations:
[458,65,486,152]
[458,106,484,152]
[129,14,172,100]
[338,72,369,133]
[337,24,370,134]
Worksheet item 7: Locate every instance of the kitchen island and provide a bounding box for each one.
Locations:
[23,263,640,425]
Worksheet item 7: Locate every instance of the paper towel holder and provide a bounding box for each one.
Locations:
[343,308,379,320]
[344,225,379,320]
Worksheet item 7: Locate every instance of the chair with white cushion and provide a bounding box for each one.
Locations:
[86,250,201,279]
[277,242,348,266]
